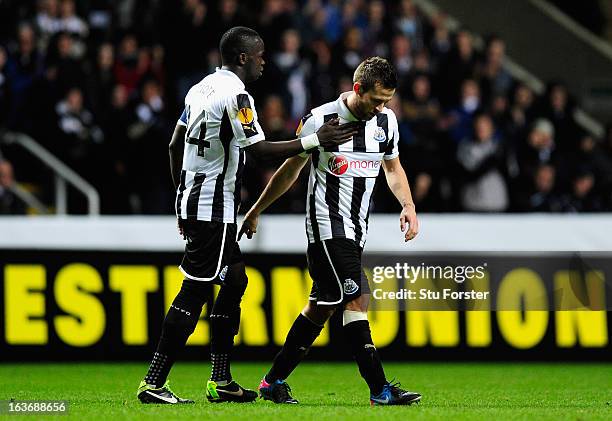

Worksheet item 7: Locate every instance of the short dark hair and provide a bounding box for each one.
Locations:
[353,57,397,92]
[219,26,262,64]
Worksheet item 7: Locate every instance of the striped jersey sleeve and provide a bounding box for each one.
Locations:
[297,113,316,158]
[383,111,400,160]
[228,91,265,148]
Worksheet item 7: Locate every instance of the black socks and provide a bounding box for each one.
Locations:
[343,319,387,395]
[266,313,323,382]
[144,279,211,387]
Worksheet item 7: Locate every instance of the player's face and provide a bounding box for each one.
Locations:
[245,39,265,82]
[354,82,395,120]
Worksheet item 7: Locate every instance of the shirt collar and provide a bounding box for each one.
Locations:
[336,91,361,122]
[216,67,245,90]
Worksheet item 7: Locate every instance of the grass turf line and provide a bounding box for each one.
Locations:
[0,362,611,420]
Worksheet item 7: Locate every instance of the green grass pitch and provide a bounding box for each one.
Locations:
[1,362,611,420]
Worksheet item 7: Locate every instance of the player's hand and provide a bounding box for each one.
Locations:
[315,118,361,147]
[400,204,419,242]
[238,210,259,240]
[177,218,186,240]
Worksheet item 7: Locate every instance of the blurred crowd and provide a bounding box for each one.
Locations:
[0,0,611,215]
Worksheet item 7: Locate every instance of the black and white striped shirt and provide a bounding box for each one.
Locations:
[176,68,265,223]
[299,92,400,247]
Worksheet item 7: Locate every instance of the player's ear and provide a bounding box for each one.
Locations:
[353,82,362,96]
[238,52,248,66]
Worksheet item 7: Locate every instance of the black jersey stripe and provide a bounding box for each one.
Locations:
[325,173,345,237]
[187,172,206,218]
[233,148,245,219]
[211,108,233,221]
[352,121,367,152]
[323,113,339,152]
[309,181,321,242]
[175,170,187,216]
[308,149,321,240]
[377,113,390,153]
[350,177,367,245]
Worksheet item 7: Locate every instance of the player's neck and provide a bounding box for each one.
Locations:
[345,93,366,121]
[221,65,247,84]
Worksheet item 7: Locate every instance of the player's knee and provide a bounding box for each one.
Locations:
[226,262,248,287]
[163,303,200,339]
[302,302,335,325]
[344,295,369,313]
[178,278,212,306]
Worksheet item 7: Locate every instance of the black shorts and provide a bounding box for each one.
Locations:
[179,219,243,283]
[307,238,371,305]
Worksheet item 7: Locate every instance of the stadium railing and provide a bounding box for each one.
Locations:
[0,131,100,215]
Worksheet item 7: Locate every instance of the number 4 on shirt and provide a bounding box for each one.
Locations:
[186,114,211,157]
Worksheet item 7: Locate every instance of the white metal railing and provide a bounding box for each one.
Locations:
[1,131,100,215]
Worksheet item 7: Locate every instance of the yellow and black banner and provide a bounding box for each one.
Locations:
[0,250,610,360]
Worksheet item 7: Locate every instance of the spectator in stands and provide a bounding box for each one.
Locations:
[518,118,559,183]
[114,34,144,95]
[55,87,103,173]
[88,43,115,121]
[260,95,292,140]
[478,35,512,104]
[403,74,440,145]
[437,30,478,107]
[271,29,308,121]
[446,78,482,143]
[0,159,26,215]
[393,0,424,51]
[508,82,536,139]
[428,13,451,70]
[363,0,390,57]
[340,0,368,32]
[6,23,43,129]
[307,38,336,105]
[456,113,509,211]
[35,0,61,51]
[333,26,364,76]
[58,0,88,57]
[48,32,86,97]
[126,78,171,214]
[167,0,208,103]
[101,84,131,214]
[390,34,413,81]
[258,0,296,52]
[558,170,603,212]
[517,164,561,212]
[574,133,612,199]
[537,81,579,151]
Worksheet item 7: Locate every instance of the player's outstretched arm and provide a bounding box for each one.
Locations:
[238,155,309,240]
[245,118,360,163]
[382,157,419,242]
[169,123,187,190]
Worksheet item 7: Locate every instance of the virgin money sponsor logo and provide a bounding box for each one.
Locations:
[328,155,381,175]
[328,156,349,175]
